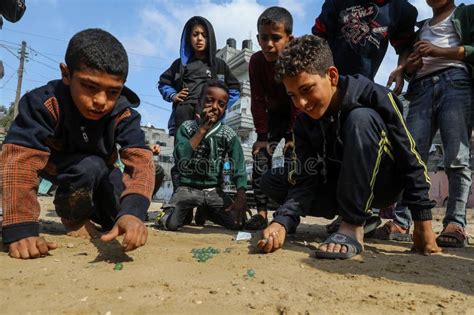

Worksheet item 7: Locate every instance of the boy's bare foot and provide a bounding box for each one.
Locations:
[318,221,364,254]
[61,218,101,239]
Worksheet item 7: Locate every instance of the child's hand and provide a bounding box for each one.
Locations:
[101,214,148,252]
[150,144,161,155]
[411,220,442,255]
[415,40,442,58]
[173,88,189,103]
[257,222,286,253]
[283,140,294,155]
[252,140,270,156]
[405,52,423,75]
[8,236,57,259]
[386,65,405,95]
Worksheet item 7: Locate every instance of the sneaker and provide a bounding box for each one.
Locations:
[156,209,172,230]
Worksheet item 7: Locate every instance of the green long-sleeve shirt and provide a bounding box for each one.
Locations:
[174,120,247,190]
[452,3,474,77]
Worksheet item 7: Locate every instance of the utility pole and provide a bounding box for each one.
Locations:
[13,40,27,119]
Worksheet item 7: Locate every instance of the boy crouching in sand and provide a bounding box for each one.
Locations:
[257,35,441,259]
[1,28,155,259]
[158,80,248,231]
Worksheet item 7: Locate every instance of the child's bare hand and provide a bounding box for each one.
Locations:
[173,88,189,103]
[252,140,270,156]
[101,215,148,252]
[415,40,442,58]
[405,52,423,75]
[411,220,442,255]
[283,140,294,155]
[8,236,57,259]
[150,144,161,155]
[386,65,405,95]
[258,222,286,253]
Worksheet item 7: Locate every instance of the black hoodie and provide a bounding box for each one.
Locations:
[158,16,241,134]
[273,75,434,233]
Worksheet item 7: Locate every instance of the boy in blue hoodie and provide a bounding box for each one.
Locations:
[158,16,241,136]
[257,35,441,259]
[1,29,155,259]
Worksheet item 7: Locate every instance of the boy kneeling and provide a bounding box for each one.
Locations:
[257,35,441,259]
[158,80,247,231]
[1,29,154,259]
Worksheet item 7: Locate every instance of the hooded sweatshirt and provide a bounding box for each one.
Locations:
[272,75,434,233]
[158,16,241,135]
[1,80,155,244]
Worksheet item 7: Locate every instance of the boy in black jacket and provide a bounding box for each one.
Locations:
[1,29,155,259]
[257,35,441,259]
[158,16,241,136]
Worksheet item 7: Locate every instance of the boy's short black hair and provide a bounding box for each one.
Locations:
[65,28,129,80]
[257,6,293,35]
[276,35,334,80]
[199,79,229,110]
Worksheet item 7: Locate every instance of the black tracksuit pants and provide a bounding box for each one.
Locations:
[262,108,404,226]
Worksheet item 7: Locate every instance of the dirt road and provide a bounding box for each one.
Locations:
[1,197,473,314]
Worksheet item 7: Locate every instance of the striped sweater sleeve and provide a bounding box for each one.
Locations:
[1,144,50,243]
[1,91,57,243]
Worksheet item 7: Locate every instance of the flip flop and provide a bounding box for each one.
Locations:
[436,224,469,248]
[373,221,412,241]
[314,232,363,260]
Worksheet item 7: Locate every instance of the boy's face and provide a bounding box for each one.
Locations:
[257,22,293,62]
[190,24,207,54]
[60,64,124,120]
[283,67,339,120]
[426,0,453,9]
[202,86,228,124]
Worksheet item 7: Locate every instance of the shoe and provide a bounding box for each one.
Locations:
[244,214,268,230]
[156,209,172,230]
[373,221,412,241]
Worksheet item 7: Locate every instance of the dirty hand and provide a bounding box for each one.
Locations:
[411,220,442,255]
[101,215,148,252]
[258,222,286,253]
[8,236,57,259]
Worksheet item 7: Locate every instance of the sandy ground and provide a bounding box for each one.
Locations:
[1,197,474,315]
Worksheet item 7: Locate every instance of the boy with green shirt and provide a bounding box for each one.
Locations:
[158,80,248,231]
